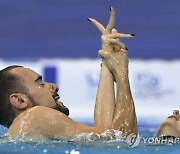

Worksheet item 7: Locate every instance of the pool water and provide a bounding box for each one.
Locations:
[0,125,179,154]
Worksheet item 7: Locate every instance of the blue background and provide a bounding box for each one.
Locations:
[0,0,180,60]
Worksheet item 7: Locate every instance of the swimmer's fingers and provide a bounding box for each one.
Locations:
[106,7,115,34]
[98,50,112,59]
[102,32,133,51]
[98,50,120,65]
[102,30,127,51]
[105,33,134,39]
[110,28,122,52]
[88,7,115,35]
[102,37,125,52]
[105,38,126,50]
[88,18,106,34]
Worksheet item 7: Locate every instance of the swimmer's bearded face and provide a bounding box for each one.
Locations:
[11,67,70,116]
[27,86,70,116]
[28,91,69,116]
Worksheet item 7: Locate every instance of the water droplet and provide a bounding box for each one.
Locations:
[65,150,69,154]
[43,149,47,153]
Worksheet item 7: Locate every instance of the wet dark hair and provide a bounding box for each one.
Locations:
[0,65,30,128]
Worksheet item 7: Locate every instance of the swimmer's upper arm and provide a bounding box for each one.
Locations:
[30,106,100,136]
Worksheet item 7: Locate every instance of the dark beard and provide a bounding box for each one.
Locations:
[27,93,69,116]
[54,102,69,116]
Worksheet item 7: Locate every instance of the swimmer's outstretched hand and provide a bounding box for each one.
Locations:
[88,7,134,53]
[98,28,130,80]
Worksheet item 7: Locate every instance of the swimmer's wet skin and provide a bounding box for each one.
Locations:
[0,7,137,141]
[156,110,180,138]
[0,6,178,147]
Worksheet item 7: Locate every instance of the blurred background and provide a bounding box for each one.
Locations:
[0,0,180,132]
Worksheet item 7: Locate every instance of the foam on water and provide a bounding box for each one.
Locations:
[0,125,180,153]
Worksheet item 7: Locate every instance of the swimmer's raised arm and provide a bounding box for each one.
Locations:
[93,61,115,130]
[98,36,137,137]
[91,7,116,130]
[89,7,133,130]
[89,7,137,136]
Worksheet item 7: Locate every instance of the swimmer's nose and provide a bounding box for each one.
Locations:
[173,110,179,116]
[49,84,59,93]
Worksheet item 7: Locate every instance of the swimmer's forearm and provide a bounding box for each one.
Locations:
[94,61,115,130]
[111,69,137,136]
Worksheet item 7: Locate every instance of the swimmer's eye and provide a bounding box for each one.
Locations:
[39,82,45,86]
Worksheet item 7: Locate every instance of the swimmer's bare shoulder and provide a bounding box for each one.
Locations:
[7,106,101,137]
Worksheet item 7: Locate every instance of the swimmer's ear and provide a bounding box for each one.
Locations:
[9,93,28,109]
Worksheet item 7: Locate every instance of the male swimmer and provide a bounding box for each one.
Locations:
[0,7,137,140]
